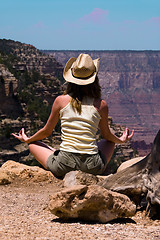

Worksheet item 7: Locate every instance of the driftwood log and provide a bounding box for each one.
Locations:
[99,130,160,219]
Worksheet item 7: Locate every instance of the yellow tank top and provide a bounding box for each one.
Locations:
[59,97,101,154]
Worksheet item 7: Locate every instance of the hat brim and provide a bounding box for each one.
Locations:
[63,57,100,85]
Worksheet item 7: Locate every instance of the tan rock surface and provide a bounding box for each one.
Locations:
[49,184,136,223]
[0,160,160,239]
[1,160,56,183]
[0,180,160,240]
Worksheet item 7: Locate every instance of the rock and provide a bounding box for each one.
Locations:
[1,160,55,183]
[63,170,113,188]
[63,171,99,188]
[48,184,136,223]
[0,169,12,185]
[97,174,113,181]
[117,157,145,172]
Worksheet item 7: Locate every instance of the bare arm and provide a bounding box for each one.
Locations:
[12,96,62,144]
[98,100,134,144]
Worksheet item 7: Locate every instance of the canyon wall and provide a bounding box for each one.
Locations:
[0,39,63,159]
[44,50,160,147]
[1,40,159,158]
[0,40,63,119]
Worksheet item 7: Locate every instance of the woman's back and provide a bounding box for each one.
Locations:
[59,95,101,154]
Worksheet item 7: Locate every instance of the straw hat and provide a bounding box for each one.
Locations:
[63,53,100,85]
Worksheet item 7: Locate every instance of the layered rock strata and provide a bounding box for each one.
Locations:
[45,50,160,151]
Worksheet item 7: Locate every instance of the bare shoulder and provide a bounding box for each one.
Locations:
[54,94,71,109]
[94,98,108,115]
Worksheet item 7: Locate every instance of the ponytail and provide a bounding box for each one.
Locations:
[64,76,101,114]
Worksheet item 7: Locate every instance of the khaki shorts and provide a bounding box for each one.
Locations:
[46,150,106,179]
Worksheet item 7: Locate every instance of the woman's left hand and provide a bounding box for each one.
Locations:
[12,128,30,143]
[119,128,134,143]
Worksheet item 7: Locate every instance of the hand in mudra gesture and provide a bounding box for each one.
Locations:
[120,128,134,143]
[12,128,29,143]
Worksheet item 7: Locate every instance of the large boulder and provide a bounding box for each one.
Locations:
[1,160,55,183]
[48,184,136,223]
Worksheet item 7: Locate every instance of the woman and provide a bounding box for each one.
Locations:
[12,53,134,178]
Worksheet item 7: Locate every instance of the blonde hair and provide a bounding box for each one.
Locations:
[64,76,101,114]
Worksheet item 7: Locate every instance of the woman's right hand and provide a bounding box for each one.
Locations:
[119,128,134,143]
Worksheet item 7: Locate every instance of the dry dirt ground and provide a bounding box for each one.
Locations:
[0,180,160,240]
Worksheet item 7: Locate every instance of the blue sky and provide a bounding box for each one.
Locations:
[0,0,160,50]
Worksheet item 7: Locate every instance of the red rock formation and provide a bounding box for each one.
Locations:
[45,50,160,148]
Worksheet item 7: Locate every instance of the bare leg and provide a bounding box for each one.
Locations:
[97,139,115,172]
[28,141,56,169]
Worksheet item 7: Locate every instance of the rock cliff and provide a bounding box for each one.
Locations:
[0,39,64,120]
[0,39,63,162]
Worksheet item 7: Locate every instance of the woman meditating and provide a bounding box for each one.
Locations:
[12,53,134,178]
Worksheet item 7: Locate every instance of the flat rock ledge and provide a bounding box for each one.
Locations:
[48,184,136,223]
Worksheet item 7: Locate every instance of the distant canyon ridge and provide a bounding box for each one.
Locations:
[44,50,160,146]
[0,39,160,157]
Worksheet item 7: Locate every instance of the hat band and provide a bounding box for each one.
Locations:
[71,68,96,80]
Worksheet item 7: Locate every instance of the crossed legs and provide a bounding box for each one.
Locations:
[28,139,115,173]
